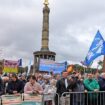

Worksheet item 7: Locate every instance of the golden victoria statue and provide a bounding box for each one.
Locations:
[44,0,49,5]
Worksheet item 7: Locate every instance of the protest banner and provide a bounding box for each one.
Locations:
[22,94,42,105]
[3,60,19,73]
[39,59,67,73]
[1,95,22,105]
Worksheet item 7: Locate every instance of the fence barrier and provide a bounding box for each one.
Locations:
[0,91,105,105]
[0,93,59,105]
[61,91,105,105]
[42,93,59,105]
[0,97,1,105]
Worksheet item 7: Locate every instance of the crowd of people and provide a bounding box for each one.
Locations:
[0,70,105,105]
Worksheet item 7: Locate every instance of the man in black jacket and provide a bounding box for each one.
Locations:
[56,72,69,96]
[6,73,24,94]
[56,71,70,105]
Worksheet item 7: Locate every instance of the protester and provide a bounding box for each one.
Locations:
[18,74,22,80]
[55,74,61,81]
[68,73,85,105]
[84,73,100,105]
[0,70,104,105]
[43,78,57,105]
[37,74,44,85]
[21,74,27,87]
[42,75,50,89]
[44,79,56,94]
[98,73,105,105]
[24,75,43,94]
[94,72,100,81]
[8,73,13,81]
[6,73,24,94]
[56,71,70,105]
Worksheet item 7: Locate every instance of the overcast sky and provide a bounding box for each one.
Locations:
[0,0,105,67]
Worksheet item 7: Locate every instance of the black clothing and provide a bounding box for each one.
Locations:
[21,80,27,87]
[7,79,24,94]
[55,78,70,105]
[98,77,105,91]
[98,77,105,105]
[56,78,69,97]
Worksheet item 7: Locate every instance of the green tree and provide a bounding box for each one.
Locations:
[97,60,103,69]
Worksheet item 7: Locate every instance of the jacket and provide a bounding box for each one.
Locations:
[56,78,69,97]
[7,79,24,94]
[83,78,100,100]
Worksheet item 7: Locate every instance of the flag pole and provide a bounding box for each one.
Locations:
[102,55,105,72]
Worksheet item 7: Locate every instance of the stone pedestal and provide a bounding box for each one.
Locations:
[33,51,56,73]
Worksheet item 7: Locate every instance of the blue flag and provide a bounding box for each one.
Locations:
[84,30,105,66]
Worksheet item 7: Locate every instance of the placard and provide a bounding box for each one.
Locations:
[1,95,22,105]
[23,94,42,103]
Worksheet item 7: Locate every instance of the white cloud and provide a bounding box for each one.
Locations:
[0,0,105,67]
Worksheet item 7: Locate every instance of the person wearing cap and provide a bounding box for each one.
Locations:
[42,75,50,89]
[6,73,24,94]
